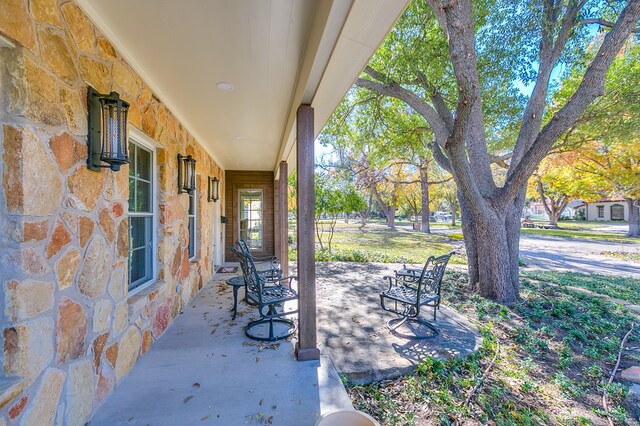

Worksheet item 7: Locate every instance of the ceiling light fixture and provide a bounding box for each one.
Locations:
[216,82,234,91]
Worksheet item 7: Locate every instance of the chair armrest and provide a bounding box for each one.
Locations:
[273,275,297,287]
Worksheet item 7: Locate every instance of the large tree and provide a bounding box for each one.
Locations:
[354,0,640,304]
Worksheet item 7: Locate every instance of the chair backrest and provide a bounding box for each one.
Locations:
[417,252,454,297]
[232,247,264,300]
[237,239,251,257]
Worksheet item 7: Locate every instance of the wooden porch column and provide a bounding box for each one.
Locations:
[278,161,289,278]
[274,178,280,260]
[295,104,320,361]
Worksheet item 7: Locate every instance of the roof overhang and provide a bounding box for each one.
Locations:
[76,0,409,174]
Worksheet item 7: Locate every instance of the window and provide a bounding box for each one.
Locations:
[239,189,263,250]
[611,204,624,221]
[128,141,155,290]
[188,184,197,259]
[597,205,604,219]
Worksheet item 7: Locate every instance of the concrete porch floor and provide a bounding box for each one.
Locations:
[90,270,352,426]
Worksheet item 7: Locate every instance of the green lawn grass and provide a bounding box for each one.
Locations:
[520,270,640,305]
[521,221,639,244]
[347,271,640,425]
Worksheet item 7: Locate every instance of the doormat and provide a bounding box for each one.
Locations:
[217,266,238,273]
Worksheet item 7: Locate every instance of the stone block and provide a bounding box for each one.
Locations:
[152,299,172,338]
[22,220,48,242]
[141,329,153,355]
[67,165,105,212]
[116,219,128,259]
[49,132,87,173]
[38,27,77,83]
[45,220,71,259]
[622,366,640,383]
[8,396,27,420]
[113,302,128,335]
[59,87,88,136]
[55,297,87,364]
[77,236,110,297]
[66,360,94,426]
[96,37,117,61]
[99,207,115,243]
[108,266,126,302]
[78,216,94,248]
[91,333,109,372]
[4,317,54,380]
[115,326,141,383]
[628,384,640,420]
[2,125,63,216]
[113,62,140,100]
[0,0,36,51]
[93,299,112,333]
[55,248,81,290]
[5,279,54,321]
[21,58,65,126]
[30,0,62,27]
[19,368,65,426]
[94,365,115,406]
[78,56,110,94]
[105,343,118,368]
[60,2,95,53]
[20,248,49,276]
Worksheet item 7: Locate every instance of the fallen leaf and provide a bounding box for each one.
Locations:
[259,399,264,406]
[271,405,277,410]
[267,416,273,424]
[256,356,260,362]
[210,329,216,335]
[184,396,193,404]
[201,415,210,421]
[193,383,200,389]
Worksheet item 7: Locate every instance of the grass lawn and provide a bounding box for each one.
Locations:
[291,220,463,264]
[346,272,640,425]
[521,270,640,305]
[521,221,639,244]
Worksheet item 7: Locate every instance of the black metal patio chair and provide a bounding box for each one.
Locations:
[380,252,454,338]
[233,247,298,341]
[236,239,282,282]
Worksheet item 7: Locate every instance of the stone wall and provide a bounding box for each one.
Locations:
[0,1,224,424]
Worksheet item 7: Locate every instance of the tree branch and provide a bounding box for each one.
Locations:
[501,0,640,204]
[580,18,640,33]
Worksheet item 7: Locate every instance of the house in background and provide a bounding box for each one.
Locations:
[0,0,409,424]
[577,199,629,221]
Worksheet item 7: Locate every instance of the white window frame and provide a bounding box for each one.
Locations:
[127,127,159,297]
[597,205,605,219]
[188,175,198,260]
[238,188,264,251]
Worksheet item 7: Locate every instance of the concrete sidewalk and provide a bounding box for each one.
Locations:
[90,273,352,425]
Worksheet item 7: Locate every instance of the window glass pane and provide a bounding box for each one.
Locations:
[129,248,147,284]
[239,189,263,250]
[129,217,148,249]
[137,147,151,180]
[137,181,151,212]
[128,143,136,176]
[188,217,195,257]
[128,177,136,211]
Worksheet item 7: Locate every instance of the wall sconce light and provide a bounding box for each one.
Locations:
[87,87,129,172]
[177,154,196,194]
[207,177,219,202]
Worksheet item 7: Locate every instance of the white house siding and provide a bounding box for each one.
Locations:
[585,201,629,221]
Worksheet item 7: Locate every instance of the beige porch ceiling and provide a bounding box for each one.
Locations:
[76,0,409,173]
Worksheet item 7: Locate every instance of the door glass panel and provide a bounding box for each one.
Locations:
[239,190,263,250]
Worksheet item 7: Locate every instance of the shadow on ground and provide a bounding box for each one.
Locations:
[315,262,482,384]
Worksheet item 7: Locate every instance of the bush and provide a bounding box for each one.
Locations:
[315,248,404,263]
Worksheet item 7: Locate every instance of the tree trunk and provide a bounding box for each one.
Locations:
[626,198,640,237]
[420,168,431,233]
[460,191,521,304]
[386,205,396,229]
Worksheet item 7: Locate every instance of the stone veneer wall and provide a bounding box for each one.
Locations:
[0,1,224,424]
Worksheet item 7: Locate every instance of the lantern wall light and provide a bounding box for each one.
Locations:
[207,176,219,202]
[178,154,196,194]
[87,87,129,172]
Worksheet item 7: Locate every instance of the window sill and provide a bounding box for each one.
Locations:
[127,279,169,319]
